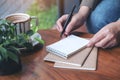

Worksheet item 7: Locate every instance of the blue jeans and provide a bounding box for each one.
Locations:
[86,0,120,34]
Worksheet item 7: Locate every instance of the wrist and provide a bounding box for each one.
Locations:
[116,19,120,45]
[78,6,90,20]
[117,19,120,25]
[116,20,120,31]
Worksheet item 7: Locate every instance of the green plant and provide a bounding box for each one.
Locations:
[0,19,19,63]
[0,19,44,63]
[31,26,44,44]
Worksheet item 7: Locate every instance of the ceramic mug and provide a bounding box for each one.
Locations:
[5,13,38,35]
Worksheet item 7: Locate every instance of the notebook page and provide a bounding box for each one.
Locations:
[46,35,89,58]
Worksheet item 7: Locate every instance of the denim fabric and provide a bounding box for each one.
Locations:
[86,0,120,34]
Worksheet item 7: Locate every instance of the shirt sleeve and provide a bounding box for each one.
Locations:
[80,0,96,9]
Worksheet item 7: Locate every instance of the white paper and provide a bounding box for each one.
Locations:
[46,35,89,58]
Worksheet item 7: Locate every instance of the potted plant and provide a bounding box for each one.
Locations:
[15,29,44,55]
[0,19,44,75]
[0,19,22,75]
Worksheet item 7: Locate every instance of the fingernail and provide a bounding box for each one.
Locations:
[64,33,67,36]
[64,32,68,36]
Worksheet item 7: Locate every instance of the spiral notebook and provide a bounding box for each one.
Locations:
[46,35,89,59]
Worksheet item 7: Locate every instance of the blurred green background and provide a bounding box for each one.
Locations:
[27,0,58,29]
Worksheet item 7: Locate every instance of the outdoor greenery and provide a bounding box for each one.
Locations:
[27,1,58,29]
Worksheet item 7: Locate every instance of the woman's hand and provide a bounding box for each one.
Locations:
[56,14,84,36]
[56,6,90,37]
[87,21,120,48]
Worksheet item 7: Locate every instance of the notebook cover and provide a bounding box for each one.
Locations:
[44,47,93,66]
[54,47,98,70]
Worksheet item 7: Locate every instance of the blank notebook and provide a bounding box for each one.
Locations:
[44,47,93,66]
[54,47,98,70]
[46,35,89,59]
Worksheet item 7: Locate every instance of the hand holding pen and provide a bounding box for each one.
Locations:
[60,5,76,37]
[56,5,76,38]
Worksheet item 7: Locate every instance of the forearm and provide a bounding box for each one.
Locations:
[77,6,91,21]
[81,0,95,9]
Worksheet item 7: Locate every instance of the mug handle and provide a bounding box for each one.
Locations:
[30,16,39,26]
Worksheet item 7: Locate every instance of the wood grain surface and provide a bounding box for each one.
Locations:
[0,29,120,80]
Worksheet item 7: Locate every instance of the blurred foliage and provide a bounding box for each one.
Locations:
[27,0,58,29]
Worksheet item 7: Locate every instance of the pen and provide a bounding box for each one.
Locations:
[60,5,76,37]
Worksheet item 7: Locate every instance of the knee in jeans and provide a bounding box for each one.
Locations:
[87,13,107,34]
[91,12,107,30]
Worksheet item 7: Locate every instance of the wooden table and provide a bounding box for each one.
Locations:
[0,29,120,80]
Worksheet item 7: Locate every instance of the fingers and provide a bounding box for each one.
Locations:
[61,34,68,39]
[87,22,120,48]
[56,14,81,36]
[65,17,77,35]
[87,33,105,47]
[56,15,68,32]
[102,39,117,48]
[95,35,114,47]
[87,32,117,48]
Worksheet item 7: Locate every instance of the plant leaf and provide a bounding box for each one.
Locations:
[31,26,38,33]
[35,37,45,44]
[0,55,2,61]
[7,50,19,63]
[26,30,34,36]
[0,46,8,60]
[24,42,33,50]
[7,46,20,54]
[7,46,20,63]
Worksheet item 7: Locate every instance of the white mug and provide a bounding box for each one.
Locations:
[5,13,38,35]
